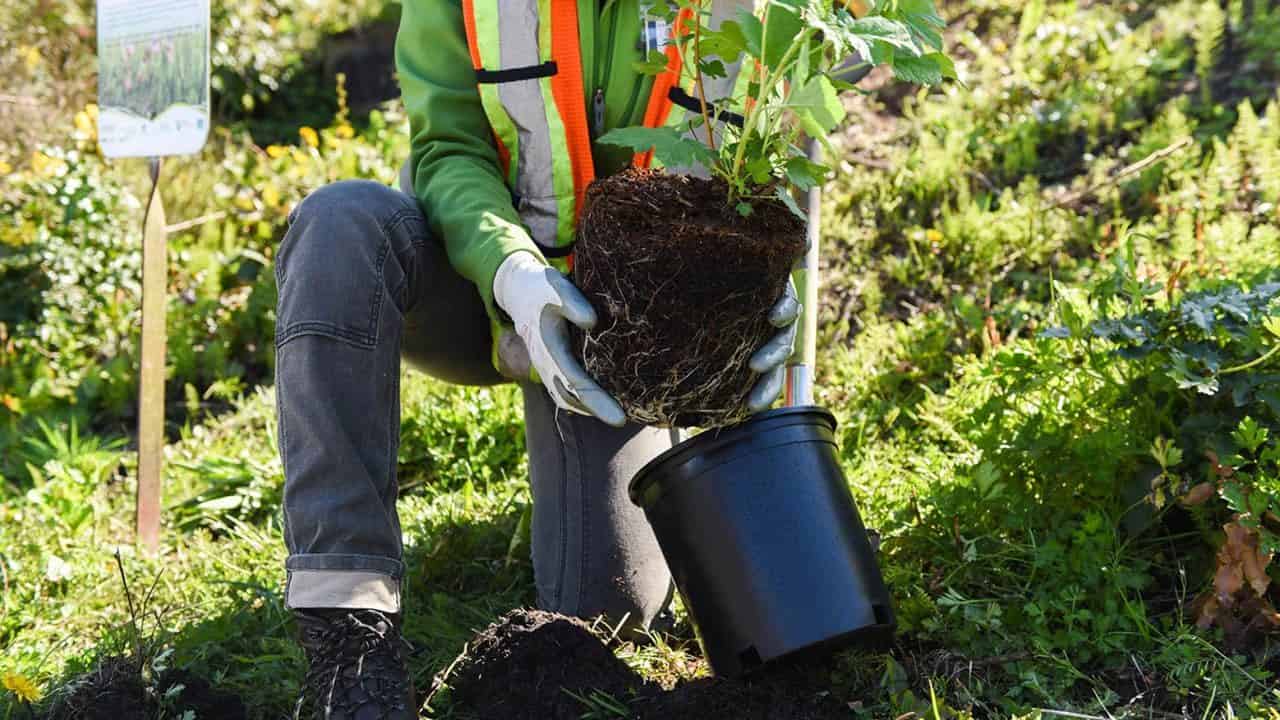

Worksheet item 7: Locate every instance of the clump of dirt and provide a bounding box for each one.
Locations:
[447,609,641,720]
[39,656,246,720]
[446,609,853,720]
[574,169,805,428]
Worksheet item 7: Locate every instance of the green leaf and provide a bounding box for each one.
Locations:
[898,0,946,50]
[775,185,807,221]
[597,126,716,169]
[746,155,774,185]
[762,0,806,66]
[732,10,765,61]
[932,52,959,81]
[847,16,919,53]
[699,58,728,79]
[735,201,754,217]
[1233,416,1270,454]
[702,20,749,61]
[892,52,949,85]
[632,50,671,76]
[784,156,828,190]
[791,75,846,133]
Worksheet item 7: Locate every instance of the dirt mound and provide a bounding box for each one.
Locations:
[448,609,641,719]
[447,609,851,719]
[40,656,246,720]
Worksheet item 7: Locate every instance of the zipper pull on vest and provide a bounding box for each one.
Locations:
[593,87,606,139]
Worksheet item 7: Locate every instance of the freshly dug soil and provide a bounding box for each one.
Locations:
[574,169,805,427]
[447,609,640,719]
[447,609,851,719]
[40,656,246,720]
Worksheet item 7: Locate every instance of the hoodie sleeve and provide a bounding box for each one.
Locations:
[395,0,547,322]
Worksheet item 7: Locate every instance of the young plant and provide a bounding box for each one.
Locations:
[600,0,955,211]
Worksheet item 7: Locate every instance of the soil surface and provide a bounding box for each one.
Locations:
[448,609,641,719]
[574,169,805,428]
[447,609,851,719]
[39,656,246,720]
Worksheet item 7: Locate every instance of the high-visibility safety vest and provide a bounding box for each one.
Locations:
[460,0,748,266]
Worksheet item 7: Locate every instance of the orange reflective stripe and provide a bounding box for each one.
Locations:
[633,7,693,168]
[548,0,594,215]
[460,0,483,77]
[461,0,513,177]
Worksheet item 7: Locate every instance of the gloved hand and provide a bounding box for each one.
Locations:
[746,278,801,413]
[493,251,627,427]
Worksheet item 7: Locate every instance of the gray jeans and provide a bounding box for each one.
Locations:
[275,180,674,629]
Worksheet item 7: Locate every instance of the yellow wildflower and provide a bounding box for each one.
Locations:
[0,161,11,175]
[20,45,40,71]
[30,151,56,176]
[3,672,42,703]
[1,395,20,413]
[74,108,97,139]
[266,144,287,159]
[925,228,943,244]
[335,123,355,139]
[299,126,319,148]
[262,183,281,209]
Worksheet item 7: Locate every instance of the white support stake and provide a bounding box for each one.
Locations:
[786,139,822,407]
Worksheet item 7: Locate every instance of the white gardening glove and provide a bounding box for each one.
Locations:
[746,278,801,413]
[493,251,627,427]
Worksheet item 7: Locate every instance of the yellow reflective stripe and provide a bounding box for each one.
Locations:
[539,74,578,247]
[538,0,553,63]
[473,0,521,186]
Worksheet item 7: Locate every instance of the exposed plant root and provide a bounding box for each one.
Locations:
[574,169,804,428]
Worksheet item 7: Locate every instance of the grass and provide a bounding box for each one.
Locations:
[3,0,1280,717]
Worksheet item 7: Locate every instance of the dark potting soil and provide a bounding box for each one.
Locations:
[39,655,247,720]
[447,609,640,719]
[448,609,851,720]
[574,169,805,428]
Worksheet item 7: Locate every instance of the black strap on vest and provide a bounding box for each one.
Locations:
[535,239,575,258]
[512,190,576,258]
[475,61,559,84]
[667,87,745,128]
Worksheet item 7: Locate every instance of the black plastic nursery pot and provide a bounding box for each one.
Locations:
[630,406,894,677]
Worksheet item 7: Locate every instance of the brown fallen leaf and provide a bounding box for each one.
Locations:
[1179,482,1215,507]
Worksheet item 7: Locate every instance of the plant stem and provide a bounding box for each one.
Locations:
[729,23,805,188]
[692,0,716,152]
[1220,343,1280,375]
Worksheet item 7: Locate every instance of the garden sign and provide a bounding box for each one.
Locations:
[97,0,211,551]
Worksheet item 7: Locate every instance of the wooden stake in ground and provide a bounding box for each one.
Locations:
[136,158,167,552]
[97,0,211,551]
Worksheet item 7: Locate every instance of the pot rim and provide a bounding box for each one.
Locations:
[629,405,837,505]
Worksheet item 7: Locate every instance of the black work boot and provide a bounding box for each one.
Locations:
[293,609,416,720]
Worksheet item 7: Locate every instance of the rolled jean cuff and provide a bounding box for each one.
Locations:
[285,554,405,613]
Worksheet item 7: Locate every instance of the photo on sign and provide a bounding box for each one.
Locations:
[97,0,210,157]
[98,32,206,120]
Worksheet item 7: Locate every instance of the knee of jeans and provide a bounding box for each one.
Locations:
[278,181,417,279]
[275,180,420,350]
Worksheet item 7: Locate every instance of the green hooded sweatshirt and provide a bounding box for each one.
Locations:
[395,0,657,325]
